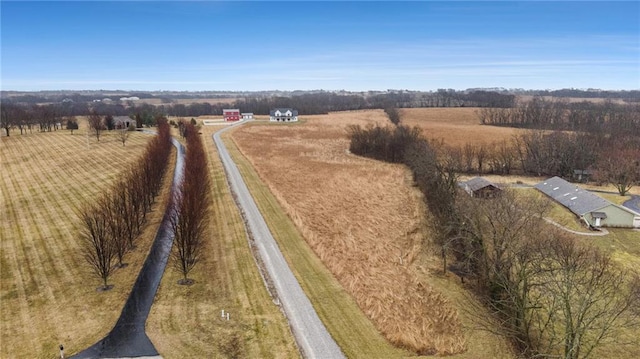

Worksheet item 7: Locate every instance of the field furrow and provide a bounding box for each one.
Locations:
[0,128,156,358]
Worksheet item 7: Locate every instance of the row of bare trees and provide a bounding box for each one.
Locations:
[169,122,211,284]
[79,119,172,289]
[1,102,68,136]
[438,130,639,195]
[477,97,640,137]
[348,125,640,358]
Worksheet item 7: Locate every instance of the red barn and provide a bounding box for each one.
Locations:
[223,109,240,122]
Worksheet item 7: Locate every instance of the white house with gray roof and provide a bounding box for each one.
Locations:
[535,176,640,228]
[270,108,298,122]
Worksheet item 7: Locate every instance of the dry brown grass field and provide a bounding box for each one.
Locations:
[399,107,528,147]
[146,124,299,358]
[0,124,174,358]
[231,110,514,357]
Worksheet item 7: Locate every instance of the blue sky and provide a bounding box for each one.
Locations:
[1,1,638,91]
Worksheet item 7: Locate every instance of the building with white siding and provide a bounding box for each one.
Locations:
[269,108,298,122]
[535,176,640,228]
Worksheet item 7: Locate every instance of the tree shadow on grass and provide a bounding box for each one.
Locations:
[177,278,195,286]
[96,284,114,292]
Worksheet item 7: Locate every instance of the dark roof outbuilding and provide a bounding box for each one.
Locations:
[466,177,498,192]
[270,108,298,116]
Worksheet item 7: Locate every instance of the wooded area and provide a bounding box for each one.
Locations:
[348,110,640,359]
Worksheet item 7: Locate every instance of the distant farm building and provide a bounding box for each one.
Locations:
[270,108,298,122]
[535,176,640,228]
[113,116,135,129]
[463,177,502,198]
[241,113,254,120]
[223,109,241,122]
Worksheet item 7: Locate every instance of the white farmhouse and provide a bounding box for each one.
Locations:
[270,108,298,122]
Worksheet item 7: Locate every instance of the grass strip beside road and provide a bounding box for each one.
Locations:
[146,125,298,359]
[223,129,414,359]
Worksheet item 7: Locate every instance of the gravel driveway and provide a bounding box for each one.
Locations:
[214,121,345,359]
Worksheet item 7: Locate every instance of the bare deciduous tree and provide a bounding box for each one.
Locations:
[457,195,639,358]
[593,147,640,196]
[170,123,211,284]
[80,198,116,290]
[532,235,640,359]
[105,194,129,268]
[87,110,104,141]
[118,127,130,146]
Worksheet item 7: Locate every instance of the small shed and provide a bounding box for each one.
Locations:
[463,177,501,198]
[535,176,640,228]
[241,113,254,120]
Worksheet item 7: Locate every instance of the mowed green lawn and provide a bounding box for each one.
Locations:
[1,124,300,359]
[0,126,169,358]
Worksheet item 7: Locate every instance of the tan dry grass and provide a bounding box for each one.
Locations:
[146,125,298,358]
[231,110,467,355]
[222,133,411,358]
[399,107,527,147]
[0,125,174,357]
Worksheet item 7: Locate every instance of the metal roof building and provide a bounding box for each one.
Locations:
[535,176,640,228]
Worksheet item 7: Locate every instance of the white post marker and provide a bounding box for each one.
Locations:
[226,312,230,321]
[221,309,225,318]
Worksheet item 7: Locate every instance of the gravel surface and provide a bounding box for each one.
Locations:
[214,121,346,359]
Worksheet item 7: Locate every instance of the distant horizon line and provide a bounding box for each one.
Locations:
[3,87,639,94]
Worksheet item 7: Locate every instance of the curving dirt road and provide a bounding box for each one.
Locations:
[213,121,345,359]
[73,137,185,359]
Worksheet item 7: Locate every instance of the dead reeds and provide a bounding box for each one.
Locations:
[232,110,466,355]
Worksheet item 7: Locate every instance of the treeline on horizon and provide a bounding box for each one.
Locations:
[2,90,517,116]
[2,88,640,105]
[2,89,639,138]
[478,96,640,137]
